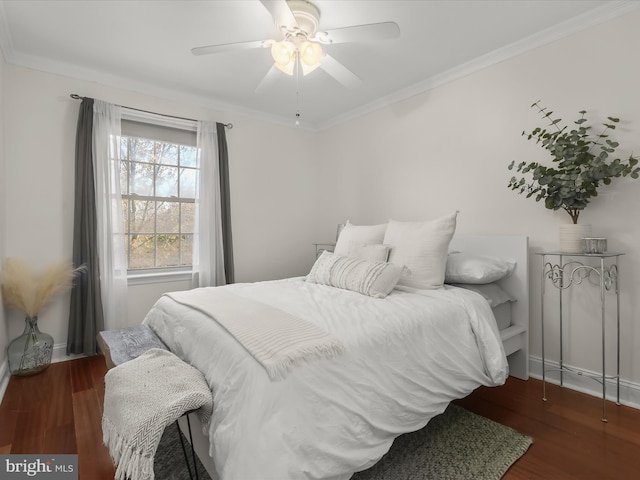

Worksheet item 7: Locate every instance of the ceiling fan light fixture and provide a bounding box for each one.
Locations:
[274,58,295,75]
[299,41,323,66]
[271,40,296,67]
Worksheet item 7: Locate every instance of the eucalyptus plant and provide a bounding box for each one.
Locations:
[508,102,640,224]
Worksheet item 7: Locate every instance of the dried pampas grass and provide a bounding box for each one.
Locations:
[0,258,84,318]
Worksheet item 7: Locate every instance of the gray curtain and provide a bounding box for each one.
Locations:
[67,97,105,355]
[217,122,234,284]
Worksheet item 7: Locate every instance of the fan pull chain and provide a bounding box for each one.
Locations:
[295,51,301,127]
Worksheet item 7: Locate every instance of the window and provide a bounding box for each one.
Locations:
[119,117,197,272]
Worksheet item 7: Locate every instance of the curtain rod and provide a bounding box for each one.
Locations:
[70,94,233,129]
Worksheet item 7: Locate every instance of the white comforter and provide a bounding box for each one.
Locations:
[143,277,508,480]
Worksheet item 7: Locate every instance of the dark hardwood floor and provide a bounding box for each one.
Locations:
[0,355,115,478]
[1,355,639,479]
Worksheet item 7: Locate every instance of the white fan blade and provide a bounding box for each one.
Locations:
[320,54,362,89]
[260,0,299,30]
[255,65,282,94]
[314,22,400,45]
[191,40,267,56]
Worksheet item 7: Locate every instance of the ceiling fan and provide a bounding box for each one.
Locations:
[191,0,400,91]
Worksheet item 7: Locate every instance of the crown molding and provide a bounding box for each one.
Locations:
[316,0,640,131]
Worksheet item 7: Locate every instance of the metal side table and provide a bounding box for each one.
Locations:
[537,251,622,422]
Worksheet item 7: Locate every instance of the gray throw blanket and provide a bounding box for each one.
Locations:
[102,348,213,480]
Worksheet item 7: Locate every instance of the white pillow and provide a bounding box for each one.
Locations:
[445,252,516,284]
[449,283,516,307]
[306,251,403,298]
[384,211,458,290]
[347,243,390,262]
[334,221,387,256]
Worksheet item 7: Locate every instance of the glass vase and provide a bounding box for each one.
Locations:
[7,316,54,376]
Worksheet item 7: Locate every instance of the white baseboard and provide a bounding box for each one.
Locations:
[529,355,640,410]
[52,342,86,364]
[0,359,9,407]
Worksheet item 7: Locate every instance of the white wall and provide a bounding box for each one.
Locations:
[2,64,322,353]
[319,10,640,388]
[0,42,9,388]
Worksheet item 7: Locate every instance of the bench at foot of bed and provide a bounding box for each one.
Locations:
[97,324,203,480]
[97,324,167,369]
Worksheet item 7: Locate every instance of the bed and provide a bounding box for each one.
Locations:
[142,225,529,480]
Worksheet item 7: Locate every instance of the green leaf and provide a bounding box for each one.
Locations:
[509,103,640,212]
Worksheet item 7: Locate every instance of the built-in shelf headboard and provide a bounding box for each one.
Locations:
[449,234,530,379]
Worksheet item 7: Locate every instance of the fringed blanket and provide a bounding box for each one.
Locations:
[102,348,213,480]
[165,289,345,380]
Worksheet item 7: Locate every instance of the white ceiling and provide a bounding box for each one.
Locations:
[0,0,636,130]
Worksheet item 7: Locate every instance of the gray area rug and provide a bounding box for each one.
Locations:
[353,404,533,480]
[155,404,532,480]
[155,423,211,480]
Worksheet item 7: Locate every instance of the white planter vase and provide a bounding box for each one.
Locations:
[559,224,592,253]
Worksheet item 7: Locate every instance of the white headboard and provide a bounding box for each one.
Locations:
[449,234,530,380]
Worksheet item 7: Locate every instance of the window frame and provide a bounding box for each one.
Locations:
[120,109,198,281]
